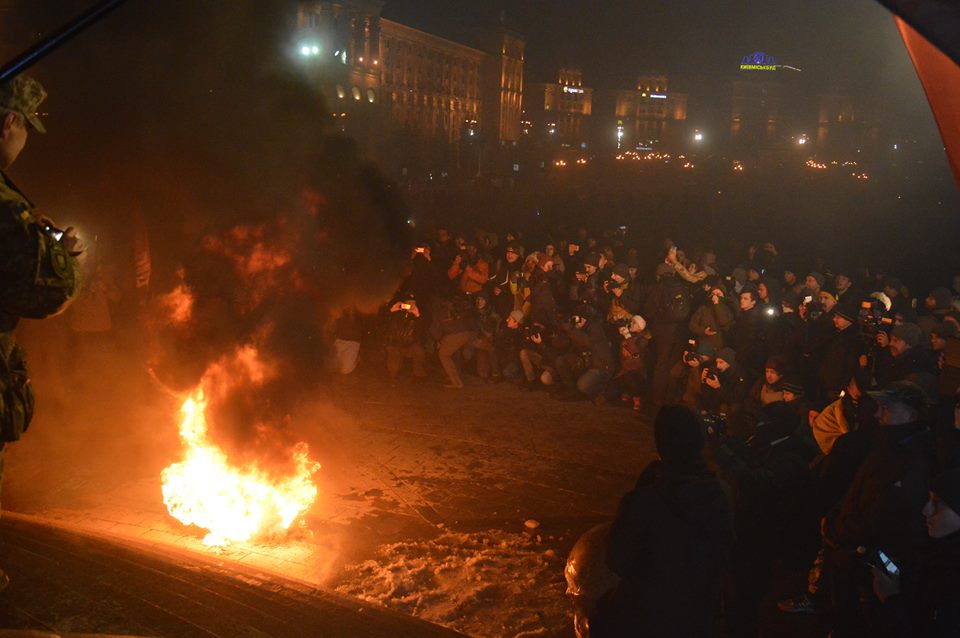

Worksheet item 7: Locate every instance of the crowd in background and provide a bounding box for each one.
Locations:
[330,223,960,637]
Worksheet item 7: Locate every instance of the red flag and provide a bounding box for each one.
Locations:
[895,16,960,186]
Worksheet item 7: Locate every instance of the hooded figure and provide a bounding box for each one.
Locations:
[593,406,735,638]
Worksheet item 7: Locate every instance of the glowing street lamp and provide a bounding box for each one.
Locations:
[797,134,809,146]
[693,130,704,142]
[299,43,322,57]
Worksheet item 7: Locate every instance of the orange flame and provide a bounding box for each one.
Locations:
[162,283,193,325]
[161,348,320,547]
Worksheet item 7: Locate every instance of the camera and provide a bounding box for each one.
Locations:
[859,299,894,343]
[701,411,728,440]
[43,224,64,241]
[702,367,719,382]
[683,338,699,364]
[522,324,543,342]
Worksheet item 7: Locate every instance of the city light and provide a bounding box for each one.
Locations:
[299,43,321,57]
[693,130,703,142]
[732,160,744,172]
[797,134,809,146]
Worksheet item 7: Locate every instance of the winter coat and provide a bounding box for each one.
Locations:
[728,307,767,376]
[824,422,932,561]
[689,299,735,350]
[880,531,960,638]
[594,460,735,638]
[814,325,863,397]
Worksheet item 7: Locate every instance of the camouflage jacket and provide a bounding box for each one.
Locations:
[0,172,81,341]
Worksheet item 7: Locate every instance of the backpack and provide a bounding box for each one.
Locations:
[0,342,35,443]
[0,199,81,320]
[660,281,690,323]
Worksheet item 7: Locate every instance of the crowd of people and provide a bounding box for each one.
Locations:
[337,224,960,637]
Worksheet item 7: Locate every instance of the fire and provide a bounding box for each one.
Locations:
[162,283,193,325]
[161,349,321,547]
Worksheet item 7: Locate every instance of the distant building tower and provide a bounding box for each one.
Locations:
[526,68,593,146]
[296,1,526,176]
[610,74,687,149]
[481,27,526,144]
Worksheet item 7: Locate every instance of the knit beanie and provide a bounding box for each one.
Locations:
[654,405,705,465]
[716,347,736,367]
[892,323,923,348]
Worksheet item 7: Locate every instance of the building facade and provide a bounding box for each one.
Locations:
[610,74,688,149]
[525,68,594,145]
[296,1,524,176]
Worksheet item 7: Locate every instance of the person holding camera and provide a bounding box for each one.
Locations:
[447,238,489,295]
[0,76,84,591]
[873,323,938,392]
[689,282,734,351]
[518,318,554,390]
[670,337,715,409]
[553,306,614,403]
[488,241,525,318]
[384,295,427,381]
[699,347,749,414]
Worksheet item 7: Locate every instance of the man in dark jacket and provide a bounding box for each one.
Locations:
[593,405,735,638]
[823,381,932,636]
[384,296,427,380]
[554,307,614,401]
[647,264,693,406]
[871,468,960,638]
[728,288,767,379]
[812,301,863,406]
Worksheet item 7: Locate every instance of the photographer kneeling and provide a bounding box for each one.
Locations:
[699,347,749,414]
[554,306,614,403]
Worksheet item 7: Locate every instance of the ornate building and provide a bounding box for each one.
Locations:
[525,68,594,145]
[296,1,524,174]
[613,74,688,148]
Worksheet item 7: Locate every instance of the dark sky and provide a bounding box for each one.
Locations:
[381,0,936,135]
[0,1,942,142]
[382,0,913,89]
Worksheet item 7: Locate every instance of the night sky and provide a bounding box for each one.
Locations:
[0,0,950,247]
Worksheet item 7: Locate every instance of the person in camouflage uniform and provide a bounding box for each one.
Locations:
[0,75,83,591]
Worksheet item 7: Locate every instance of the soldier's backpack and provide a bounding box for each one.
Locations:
[0,342,34,443]
[0,206,81,320]
[0,176,80,319]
